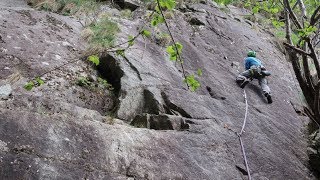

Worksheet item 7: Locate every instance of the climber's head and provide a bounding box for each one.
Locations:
[247,51,256,57]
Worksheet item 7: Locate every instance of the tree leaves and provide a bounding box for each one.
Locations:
[272,19,285,29]
[214,0,232,5]
[151,14,165,26]
[24,81,34,91]
[252,6,260,14]
[166,42,183,61]
[184,75,200,92]
[36,77,44,86]
[159,0,176,10]
[298,25,317,37]
[88,55,100,66]
[24,77,45,91]
[116,49,125,57]
[141,29,151,38]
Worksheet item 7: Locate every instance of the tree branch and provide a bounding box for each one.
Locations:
[284,8,293,45]
[305,37,320,79]
[283,6,311,105]
[284,46,308,91]
[314,81,320,119]
[283,0,303,29]
[156,0,189,89]
[297,0,307,18]
[292,0,299,10]
[302,53,314,90]
[310,5,320,26]
[283,42,310,55]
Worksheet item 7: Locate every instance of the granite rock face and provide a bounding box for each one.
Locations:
[0,0,316,179]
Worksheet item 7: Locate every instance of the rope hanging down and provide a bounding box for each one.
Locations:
[237,89,252,180]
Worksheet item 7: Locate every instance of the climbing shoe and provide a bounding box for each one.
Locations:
[240,79,249,89]
[265,93,272,104]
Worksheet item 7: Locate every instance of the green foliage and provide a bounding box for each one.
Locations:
[159,0,176,10]
[213,0,233,5]
[128,35,135,46]
[252,5,260,14]
[35,77,45,86]
[271,19,285,29]
[241,0,282,17]
[88,55,100,66]
[76,76,113,91]
[197,69,202,76]
[24,77,45,91]
[291,33,300,45]
[28,0,99,15]
[184,75,200,92]
[141,29,152,38]
[97,77,114,90]
[116,49,125,57]
[275,30,285,38]
[88,16,120,50]
[298,25,317,38]
[151,14,165,26]
[166,42,183,61]
[77,76,91,87]
[24,81,34,91]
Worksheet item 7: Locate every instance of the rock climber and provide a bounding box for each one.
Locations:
[236,51,272,104]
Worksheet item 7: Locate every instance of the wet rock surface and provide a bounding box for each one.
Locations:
[0,0,316,179]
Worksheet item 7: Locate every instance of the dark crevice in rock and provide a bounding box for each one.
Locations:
[185,119,195,124]
[12,145,34,155]
[163,103,174,115]
[143,89,160,115]
[189,17,206,26]
[0,35,5,43]
[97,54,124,96]
[235,165,248,176]
[130,114,190,130]
[131,114,148,128]
[180,119,190,130]
[123,56,142,81]
[113,0,140,11]
[206,86,226,100]
[161,92,192,118]
[253,106,262,113]
[186,5,206,13]
[149,115,174,130]
[289,101,305,116]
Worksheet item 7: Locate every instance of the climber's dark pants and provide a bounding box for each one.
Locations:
[236,70,271,94]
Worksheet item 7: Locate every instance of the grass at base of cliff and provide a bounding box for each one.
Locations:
[82,16,120,55]
[27,0,99,15]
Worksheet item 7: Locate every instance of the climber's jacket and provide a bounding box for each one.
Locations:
[244,57,271,78]
[245,57,262,70]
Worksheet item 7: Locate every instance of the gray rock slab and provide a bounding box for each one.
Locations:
[0,1,316,180]
[0,84,12,100]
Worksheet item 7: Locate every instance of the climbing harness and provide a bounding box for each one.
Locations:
[249,65,271,78]
[237,89,252,180]
[249,65,262,77]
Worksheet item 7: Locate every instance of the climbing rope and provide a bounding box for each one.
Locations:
[237,89,252,180]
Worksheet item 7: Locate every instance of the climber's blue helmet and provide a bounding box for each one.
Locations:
[247,51,256,57]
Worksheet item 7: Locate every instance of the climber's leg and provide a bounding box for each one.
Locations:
[259,77,272,104]
[236,70,251,88]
